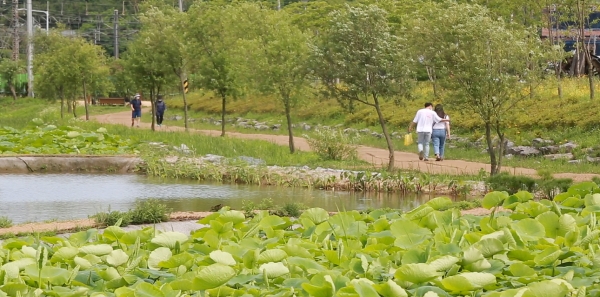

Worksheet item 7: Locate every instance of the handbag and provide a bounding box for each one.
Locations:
[404,133,414,146]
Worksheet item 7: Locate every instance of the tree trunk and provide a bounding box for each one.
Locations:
[181,76,188,131]
[426,66,438,99]
[586,52,595,99]
[220,92,226,137]
[67,98,73,113]
[60,91,64,119]
[283,96,295,153]
[372,93,394,171]
[485,122,498,175]
[72,99,77,118]
[83,81,89,121]
[150,88,155,131]
[495,124,505,175]
[556,62,563,98]
[8,82,17,101]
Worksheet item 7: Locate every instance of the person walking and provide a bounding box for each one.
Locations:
[432,104,450,161]
[130,93,142,127]
[155,95,167,127]
[408,102,448,161]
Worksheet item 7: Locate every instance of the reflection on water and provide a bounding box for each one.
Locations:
[0,174,463,224]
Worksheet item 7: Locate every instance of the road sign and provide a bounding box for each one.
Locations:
[183,79,189,94]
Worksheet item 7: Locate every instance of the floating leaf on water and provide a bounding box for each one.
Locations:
[259,262,289,278]
[151,232,189,249]
[209,250,237,266]
[194,263,236,290]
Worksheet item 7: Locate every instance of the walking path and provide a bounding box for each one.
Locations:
[90,108,600,182]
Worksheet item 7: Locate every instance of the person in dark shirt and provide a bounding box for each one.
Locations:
[130,94,142,127]
[155,95,167,127]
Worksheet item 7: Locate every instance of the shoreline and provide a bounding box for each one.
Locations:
[0,208,499,237]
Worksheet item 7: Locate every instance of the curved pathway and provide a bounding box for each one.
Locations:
[90,109,599,182]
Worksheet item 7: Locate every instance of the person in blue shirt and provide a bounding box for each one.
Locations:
[130,94,142,127]
[155,95,167,127]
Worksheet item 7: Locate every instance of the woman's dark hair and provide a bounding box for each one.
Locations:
[434,104,446,118]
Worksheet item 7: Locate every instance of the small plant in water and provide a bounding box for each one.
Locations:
[130,198,171,224]
[0,216,12,228]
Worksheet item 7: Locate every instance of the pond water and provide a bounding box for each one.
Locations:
[0,174,462,224]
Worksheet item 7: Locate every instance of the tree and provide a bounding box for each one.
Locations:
[0,59,24,101]
[35,30,108,119]
[311,4,414,171]
[138,3,191,130]
[71,38,111,120]
[243,9,311,153]
[187,2,246,137]
[414,3,546,175]
[123,34,170,131]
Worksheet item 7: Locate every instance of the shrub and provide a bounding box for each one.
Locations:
[130,199,171,224]
[486,173,536,194]
[537,178,573,199]
[304,128,360,161]
[92,210,132,227]
[0,216,12,228]
[279,202,306,217]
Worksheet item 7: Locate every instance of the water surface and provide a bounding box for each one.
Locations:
[0,174,457,224]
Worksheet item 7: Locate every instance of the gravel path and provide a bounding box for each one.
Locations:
[90,108,599,181]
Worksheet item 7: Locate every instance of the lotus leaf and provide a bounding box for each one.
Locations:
[390,219,432,249]
[148,247,172,270]
[441,272,496,292]
[394,263,439,284]
[260,262,290,278]
[210,250,237,266]
[258,248,288,264]
[300,208,330,225]
[151,232,189,249]
[106,249,129,267]
[482,191,509,209]
[194,263,237,290]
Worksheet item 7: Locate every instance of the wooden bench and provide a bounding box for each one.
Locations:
[97,98,125,106]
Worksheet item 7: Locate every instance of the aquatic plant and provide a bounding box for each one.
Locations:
[0,120,138,155]
[3,183,600,295]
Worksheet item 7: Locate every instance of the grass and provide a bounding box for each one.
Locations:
[7,77,600,175]
[154,78,600,174]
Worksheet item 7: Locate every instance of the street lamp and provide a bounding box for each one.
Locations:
[18,4,49,98]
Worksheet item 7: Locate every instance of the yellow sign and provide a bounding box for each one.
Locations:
[183,79,189,94]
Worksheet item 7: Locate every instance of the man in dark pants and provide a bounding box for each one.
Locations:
[130,94,142,127]
[155,95,167,127]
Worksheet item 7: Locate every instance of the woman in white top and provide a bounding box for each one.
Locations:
[432,104,450,161]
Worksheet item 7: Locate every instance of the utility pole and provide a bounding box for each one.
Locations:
[27,0,33,97]
[179,0,183,12]
[12,0,19,61]
[114,10,119,59]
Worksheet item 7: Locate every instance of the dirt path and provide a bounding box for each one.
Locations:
[90,108,599,182]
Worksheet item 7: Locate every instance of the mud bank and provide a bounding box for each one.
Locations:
[0,155,143,173]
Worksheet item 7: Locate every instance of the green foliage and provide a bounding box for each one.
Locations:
[92,210,133,227]
[0,216,13,228]
[130,198,171,224]
[486,173,536,194]
[279,202,306,217]
[304,128,360,161]
[6,184,600,295]
[0,121,138,155]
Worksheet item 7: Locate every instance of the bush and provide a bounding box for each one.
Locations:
[92,210,132,227]
[486,173,536,194]
[130,199,171,224]
[537,178,573,199]
[0,216,12,228]
[304,128,360,161]
[278,202,306,217]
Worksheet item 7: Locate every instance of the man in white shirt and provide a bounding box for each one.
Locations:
[408,102,448,161]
